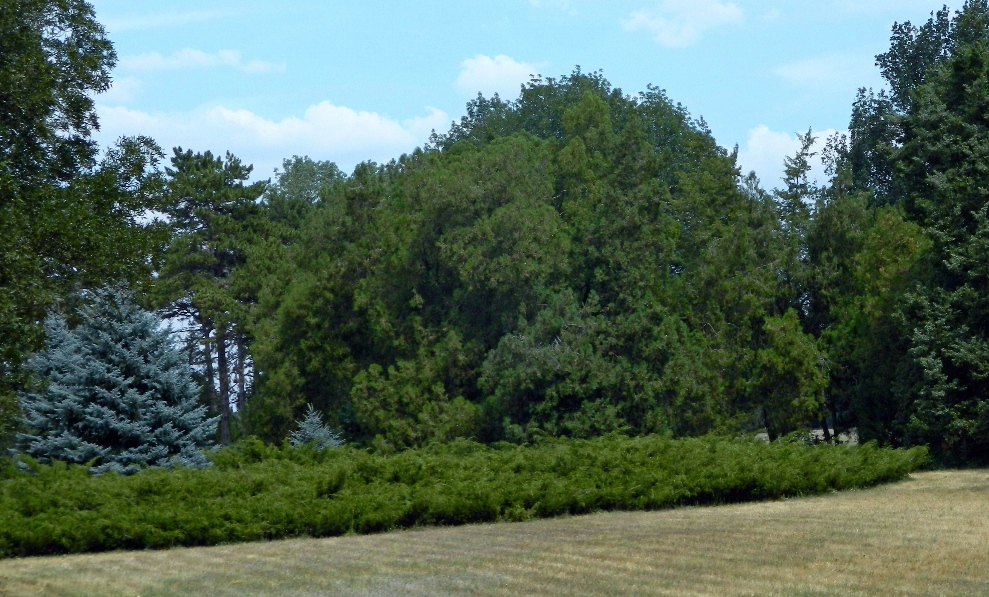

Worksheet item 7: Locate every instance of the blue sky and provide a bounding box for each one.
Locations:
[88,0,951,189]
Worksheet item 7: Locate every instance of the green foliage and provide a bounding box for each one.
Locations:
[0,0,114,182]
[809,1,989,464]
[0,1,166,441]
[0,436,926,558]
[158,149,267,320]
[811,195,928,444]
[891,35,989,463]
[5,1,975,467]
[264,156,345,231]
[351,328,482,451]
[479,290,719,441]
[751,310,827,441]
[817,0,989,464]
[246,70,788,447]
[244,161,389,443]
[156,148,268,444]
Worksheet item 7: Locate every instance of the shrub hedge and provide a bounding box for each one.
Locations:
[0,435,927,558]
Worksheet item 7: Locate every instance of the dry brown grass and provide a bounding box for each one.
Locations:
[1,469,986,597]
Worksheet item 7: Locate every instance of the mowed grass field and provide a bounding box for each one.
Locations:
[0,470,986,597]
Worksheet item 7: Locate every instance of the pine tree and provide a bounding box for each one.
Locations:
[156,148,267,446]
[15,287,218,474]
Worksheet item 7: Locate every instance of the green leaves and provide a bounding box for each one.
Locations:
[351,328,482,451]
[242,69,806,447]
[814,1,989,464]
[155,148,269,444]
[0,3,164,439]
[0,0,115,183]
[751,310,827,441]
[891,24,989,463]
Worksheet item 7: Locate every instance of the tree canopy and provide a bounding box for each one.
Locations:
[0,0,166,442]
[814,0,989,464]
[6,0,989,466]
[239,71,802,450]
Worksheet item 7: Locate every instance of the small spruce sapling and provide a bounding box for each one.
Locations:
[289,404,343,450]
[15,287,218,474]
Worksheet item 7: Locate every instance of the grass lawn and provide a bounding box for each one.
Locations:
[0,469,986,597]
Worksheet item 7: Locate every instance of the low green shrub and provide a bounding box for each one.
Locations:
[0,435,927,558]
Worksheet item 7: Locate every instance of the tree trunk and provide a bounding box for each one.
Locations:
[763,407,778,442]
[216,323,232,445]
[828,394,842,437]
[235,332,247,412]
[203,324,216,415]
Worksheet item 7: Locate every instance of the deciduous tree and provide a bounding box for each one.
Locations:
[0,1,165,441]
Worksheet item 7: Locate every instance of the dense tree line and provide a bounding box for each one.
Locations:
[3,0,989,465]
[0,0,166,443]
[236,76,825,450]
[819,1,989,464]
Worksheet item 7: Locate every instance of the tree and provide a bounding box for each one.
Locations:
[817,0,989,463]
[15,287,217,474]
[750,310,827,441]
[246,161,386,444]
[264,156,345,232]
[248,69,788,447]
[773,130,817,320]
[892,22,989,464]
[0,0,113,183]
[288,404,343,450]
[0,0,166,442]
[157,149,266,445]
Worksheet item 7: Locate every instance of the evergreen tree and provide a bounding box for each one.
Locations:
[248,70,788,448]
[819,1,989,463]
[288,404,343,450]
[156,148,267,445]
[15,287,217,474]
[893,18,989,464]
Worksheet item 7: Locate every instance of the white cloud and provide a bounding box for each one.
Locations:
[455,54,543,99]
[623,0,743,48]
[119,49,284,74]
[736,125,842,191]
[528,0,573,10]
[94,102,449,179]
[774,54,873,88]
[826,0,952,15]
[96,77,143,103]
[99,10,232,32]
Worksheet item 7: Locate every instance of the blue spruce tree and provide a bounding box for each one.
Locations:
[15,287,218,474]
[289,404,343,450]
